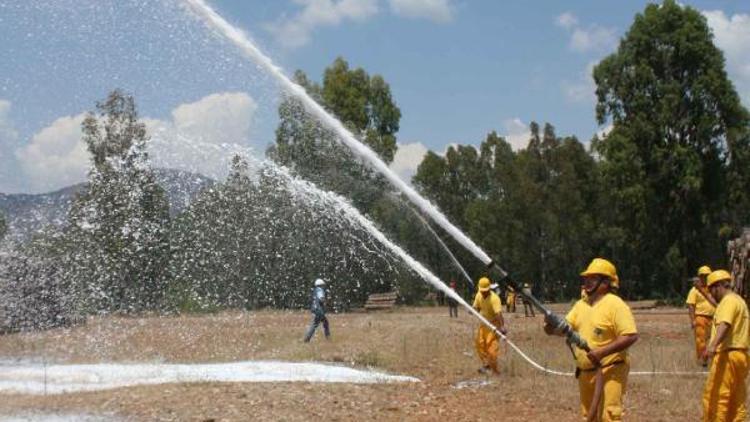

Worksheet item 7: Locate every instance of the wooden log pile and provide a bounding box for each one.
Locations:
[729,227,750,302]
[364,291,398,311]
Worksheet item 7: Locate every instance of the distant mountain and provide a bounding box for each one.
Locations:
[153,168,215,215]
[0,169,214,241]
[0,184,83,241]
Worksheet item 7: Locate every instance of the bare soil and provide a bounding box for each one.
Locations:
[0,306,712,421]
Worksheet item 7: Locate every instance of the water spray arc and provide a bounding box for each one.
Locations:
[180,0,572,339]
[390,194,474,288]
[182,0,493,267]
[152,133,582,377]
[181,0,708,380]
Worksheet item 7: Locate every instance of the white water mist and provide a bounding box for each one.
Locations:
[150,133,501,347]
[181,0,494,268]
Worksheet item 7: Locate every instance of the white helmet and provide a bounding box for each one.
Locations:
[314,278,326,287]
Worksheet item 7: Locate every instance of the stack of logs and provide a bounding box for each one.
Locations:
[729,227,750,302]
[364,291,398,311]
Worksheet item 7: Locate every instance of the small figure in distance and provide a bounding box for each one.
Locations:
[447,280,459,318]
[505,286,516,313]
[303,278,330,343]
[521,283,535,317]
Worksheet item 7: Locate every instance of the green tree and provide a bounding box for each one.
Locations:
[269,57,401,211]
[412,143,491,229]
[414,126,601,300]
[321,59,400,163]
[726,130,750,227]
[266,58,447,302]
[413,132,520,288]
[67,90,170,312]
[592,0,750,295]
[167,155,410,311]
[0,229,79,331]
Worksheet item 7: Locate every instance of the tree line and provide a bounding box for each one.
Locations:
[0,86,422,331]
[412,1,750,299]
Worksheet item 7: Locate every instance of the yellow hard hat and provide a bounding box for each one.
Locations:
[611,274,620,289]
[707,270,731,287]
[697,266,712,276]
[478,277,491,292]
[580,258,617,280]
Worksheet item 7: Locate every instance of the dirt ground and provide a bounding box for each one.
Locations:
[0,305,716,421]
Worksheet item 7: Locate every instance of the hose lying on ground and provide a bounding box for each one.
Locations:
[399,207,708,381]
[464,315,708,378]
[435,262,708,378]
[471,290,708,378]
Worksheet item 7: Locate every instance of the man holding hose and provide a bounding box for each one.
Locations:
[544,258,639,421]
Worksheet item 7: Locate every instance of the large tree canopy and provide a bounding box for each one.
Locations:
[67,90,170,312]
[269,57,401,210]
[321,58,401,163]
[414,125,600,299]
[593,0,750,294]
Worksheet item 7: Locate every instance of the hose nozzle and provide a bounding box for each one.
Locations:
[545,312,589,352]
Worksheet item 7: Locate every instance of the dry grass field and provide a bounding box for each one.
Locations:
[0,304,717,421]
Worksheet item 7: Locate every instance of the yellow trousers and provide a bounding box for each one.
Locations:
[702,350,748,422]
[578,361,629,421]
[475,325,500,373]
[694,316,712,363]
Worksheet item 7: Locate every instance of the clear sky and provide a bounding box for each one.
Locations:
[1,0,749,193]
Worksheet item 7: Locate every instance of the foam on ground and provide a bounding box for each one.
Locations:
[0,360,419,395]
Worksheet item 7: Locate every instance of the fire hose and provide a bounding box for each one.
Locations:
[178,3,700,417]
[483,261,602,421]
[397,201,704,418]
[393,194,475,288]
[458,285,604,419]
[397,199,603,415]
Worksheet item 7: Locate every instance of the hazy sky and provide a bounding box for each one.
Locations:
[1,0,749,193]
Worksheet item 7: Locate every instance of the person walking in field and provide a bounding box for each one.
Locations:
[473,277,506,374]
[702,269,749,422]
[303,278,330,342]
[687,265,717,366]
[447,280,459,318]
[544,258,638,421]
[521,283,535,317]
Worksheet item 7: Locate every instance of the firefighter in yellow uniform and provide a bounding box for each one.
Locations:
[702,269,749,422]
[545,258,638,421]
[473,277,506,374]
[506,286,516,313]
[687,265,717,366]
